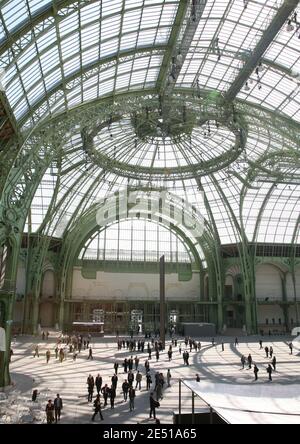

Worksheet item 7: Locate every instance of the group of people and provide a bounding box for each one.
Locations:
[240,340,279,381]
[33,332,95,364]
[45,394,63,424]
[86,360,173,421]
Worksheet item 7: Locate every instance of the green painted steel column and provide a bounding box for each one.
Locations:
[0,241,20,387]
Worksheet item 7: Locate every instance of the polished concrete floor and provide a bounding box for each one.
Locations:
[1,334,299,424]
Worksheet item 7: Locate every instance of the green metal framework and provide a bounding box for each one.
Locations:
[0,0,300,386]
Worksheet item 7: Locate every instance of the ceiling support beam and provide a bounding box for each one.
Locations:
[156,0,190,93]
[225,0,299,102]
[164,0,208,95]
[0,91,21,142]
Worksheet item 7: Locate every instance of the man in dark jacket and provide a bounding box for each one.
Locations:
[92,395,103,421]
[122,380,130,401]
[95,374,102,395]
[128,371,134,387]
[129,387,136,411]
[54,394,63,423]
[110,386,116,409]
[150,392,159,419]
[101,384,110,407]
[146,372,152,391]
[111,374,118,390]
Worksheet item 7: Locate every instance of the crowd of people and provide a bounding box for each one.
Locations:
[24,331,297,423]
[34,333,201,423]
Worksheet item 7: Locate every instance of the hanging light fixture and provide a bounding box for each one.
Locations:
[286,19,295,32]
[176,51,183,65]
[257,61,265,73]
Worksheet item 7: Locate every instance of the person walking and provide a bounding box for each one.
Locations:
[196,374,200,382]
[33,345,39,358]
[46,350,51,364]
[267,364,273,381]
[91,395,103,421]
[265,346,269,358]
[167,369,171,387]
[55,346,59,359]
[185,351,190,366]
[88,347,93,360]
[259,340,263,350]
[45,399,54,424]
[122,380,129,401]
[146,372,152,391]
[59,348,64,363]
[270,346,274,359]
[128,371,134,387]
[32,389,39,402]
[221,341,224,352]
[129,387,136,412]
[123,358,128,373]
[95,374,103,395]
[289,342,293,355]
[254,365,259,381]
[235,337,239,347]
[248,354,253,369]
[111,374,118,390]
[156,382,163,401]
[54,394,63,423]
[156,349,160,362]
[241,355,246,369]
[114,362,119,374]
[87,374,95,402]
[87,383,94,403]
[110,386,116,409]
[101,384,109,407]
[135,371,142,391]
[272,356,277,371]
[150,392,160,420]
[134,356,139,371]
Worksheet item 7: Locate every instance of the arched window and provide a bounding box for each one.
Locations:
[79,219,196,264]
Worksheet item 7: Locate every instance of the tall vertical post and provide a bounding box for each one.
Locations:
[160,255,165,349]
[179,379,182,425]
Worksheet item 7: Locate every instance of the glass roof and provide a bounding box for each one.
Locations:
[0,0,178,126]
[0,0,299,251]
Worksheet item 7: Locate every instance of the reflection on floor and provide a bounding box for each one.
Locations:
[1,334,299,424]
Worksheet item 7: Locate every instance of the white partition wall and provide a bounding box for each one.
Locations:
[256,264,282,301]
[71,268,200,302]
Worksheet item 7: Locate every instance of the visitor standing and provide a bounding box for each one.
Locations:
[167,369,171,387]
[149,392,160,419]
[129,387,136,411]
[54,394,63,423]
[45,400,54,424]
[267,364,273,381]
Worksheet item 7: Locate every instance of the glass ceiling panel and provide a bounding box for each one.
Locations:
[1,0,300,249]
[0,0,179,126]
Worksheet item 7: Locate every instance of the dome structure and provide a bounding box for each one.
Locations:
[0,0,299,388]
